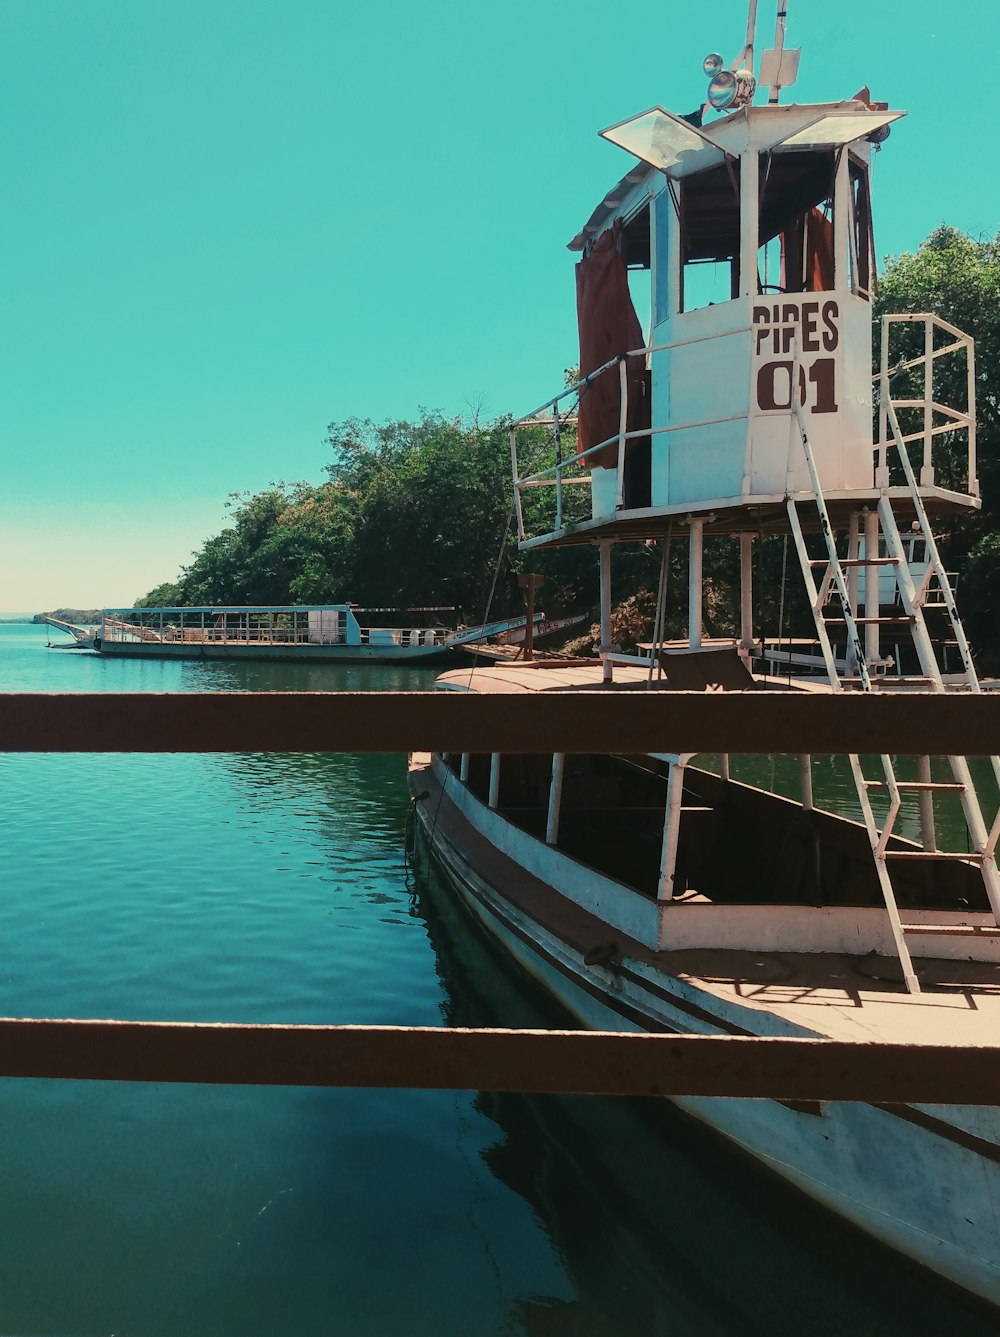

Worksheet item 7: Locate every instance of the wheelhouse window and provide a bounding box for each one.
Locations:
[848,154,874,298]
[757,149,836,295]
[678,161,741,312]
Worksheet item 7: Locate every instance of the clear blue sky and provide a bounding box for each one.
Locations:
[1,0,996,610]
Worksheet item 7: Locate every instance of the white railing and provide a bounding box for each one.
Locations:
[513,311,978,543]
[875,313,977,496]
[510,326,754,542]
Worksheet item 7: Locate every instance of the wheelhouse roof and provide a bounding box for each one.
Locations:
[569,99,903,252]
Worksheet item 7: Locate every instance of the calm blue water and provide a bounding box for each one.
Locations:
[0,622,993,1335]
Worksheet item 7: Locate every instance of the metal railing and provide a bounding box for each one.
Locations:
[876,313,976,494]
[513,312,979,542]
[510,326,758,542]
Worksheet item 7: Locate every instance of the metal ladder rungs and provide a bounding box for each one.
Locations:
[822,615,915,625]
[809,556,900,568]
[900,923,1000,937]
[883,850,984,863]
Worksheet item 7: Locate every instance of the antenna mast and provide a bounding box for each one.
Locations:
[768,2,789,103]
[742,0,759,77]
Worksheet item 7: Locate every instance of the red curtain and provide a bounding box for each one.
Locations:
[780,207,835,293]
[575,223,648,469]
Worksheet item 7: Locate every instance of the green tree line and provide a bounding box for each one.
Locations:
[137,226,1000,664]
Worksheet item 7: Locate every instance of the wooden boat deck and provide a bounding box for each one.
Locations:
[437,663,666,693]
[411,754,1000,1048]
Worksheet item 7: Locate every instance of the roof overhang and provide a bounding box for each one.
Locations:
[569,99,905,251]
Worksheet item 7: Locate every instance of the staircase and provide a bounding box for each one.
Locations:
[786,399,1000,994]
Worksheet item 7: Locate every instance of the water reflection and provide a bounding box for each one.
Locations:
[411,848,998,1335]
[174,658,443,695]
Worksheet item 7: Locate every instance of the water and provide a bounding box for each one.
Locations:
[0,622,994,1335]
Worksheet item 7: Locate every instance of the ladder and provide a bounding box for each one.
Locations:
[787,401,1000,994]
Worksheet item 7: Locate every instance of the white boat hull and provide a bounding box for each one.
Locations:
[411,763,1000,1309]
[92,639,456,664]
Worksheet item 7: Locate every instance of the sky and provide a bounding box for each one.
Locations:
[1,0,997,611]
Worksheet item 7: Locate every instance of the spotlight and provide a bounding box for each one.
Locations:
[708,66,755,111]
[707,68,738,109]
[702,52,724,78]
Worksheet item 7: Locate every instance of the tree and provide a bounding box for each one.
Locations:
[134,581,184,608]
[326,412,523,617]
[136,483,357,609]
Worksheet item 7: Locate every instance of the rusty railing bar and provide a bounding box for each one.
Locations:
[1,1019,1000,1102]
[3,691,1000,756]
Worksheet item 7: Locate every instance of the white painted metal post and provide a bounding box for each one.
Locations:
[688,519,704,650]
[846,512,861,678]
[917,755,938,852]
[616,358,629,507]
[877,320,890,486]
[864,510,880,670]
[834,149,849,292]
[739,149,758,301]
[967,334,978,494]
[460,753,470,783]
[488,754,501,810]
[546,753,565,846]
[600,540,613,683]
[657,759,688,901]
[922,317,935,485]
[553,411,563,533]
[800,754,813,810]
[739,533,753,647]
[510,428,526,540]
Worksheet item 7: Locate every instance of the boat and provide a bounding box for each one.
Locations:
[90,604,542,665]
[409,821,999,1333]
[409,1,1000,1309]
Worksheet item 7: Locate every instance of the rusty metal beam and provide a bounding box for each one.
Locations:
[3,690,1000,756]
[1,1018,1000,1102]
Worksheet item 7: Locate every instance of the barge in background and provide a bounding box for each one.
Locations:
[90,604,542,665]
[411,0,1000,1310]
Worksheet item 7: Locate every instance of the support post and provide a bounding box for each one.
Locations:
[834,148,849,291]
[657,759,688,902]
[518,573,544,662]
[488,754,501,810]
[967,334,978,495]
[615,358,629,508]
[800,754,813,810]
[739,148,758,301]
[917,755,937,851]
[689,519,704,650]
[546,753,565,846]
[600,540,613,683]
[922,317,935,486]
[553,411,563,532]
[864,510,880,670]
[739,533,753,647]
[877,320,890,486]
[460,754,470,783]
[846,512,861,678]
